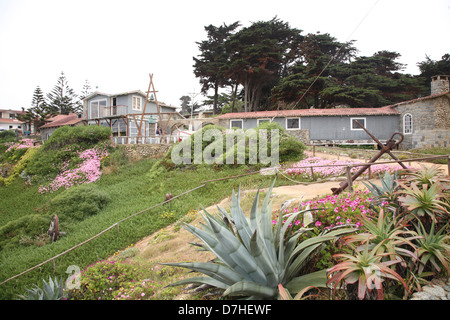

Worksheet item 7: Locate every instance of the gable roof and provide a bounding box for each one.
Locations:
[39,113,82,129]
[387,92,450,109]
[215,106,399,119]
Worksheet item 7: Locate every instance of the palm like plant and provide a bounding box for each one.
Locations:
[164,180,354,299]
[327,242,409,300]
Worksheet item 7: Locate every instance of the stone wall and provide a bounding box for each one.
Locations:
[286,129,310,144]
[119,144,171,160]
[396,95,450,150]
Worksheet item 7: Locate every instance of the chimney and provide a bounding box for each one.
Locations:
[431,75,450,95]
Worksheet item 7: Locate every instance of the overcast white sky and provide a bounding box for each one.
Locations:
[0,0,449,111]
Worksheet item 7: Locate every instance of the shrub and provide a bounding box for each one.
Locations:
[68,260,161,300]
[44,184,111,221]
[43,125,112,151]
[0,214,50,250]
[0,130,16,143]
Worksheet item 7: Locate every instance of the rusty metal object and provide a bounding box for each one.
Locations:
[331,121,407,195]
[47,215,59,242]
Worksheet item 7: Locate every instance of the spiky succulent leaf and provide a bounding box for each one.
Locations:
[223,280,277,298]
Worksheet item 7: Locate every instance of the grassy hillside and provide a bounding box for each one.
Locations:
[0,148,286,299]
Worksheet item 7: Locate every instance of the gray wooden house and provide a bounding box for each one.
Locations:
[82,90,184,143]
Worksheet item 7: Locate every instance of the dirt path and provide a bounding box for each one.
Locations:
[133,150,449,265]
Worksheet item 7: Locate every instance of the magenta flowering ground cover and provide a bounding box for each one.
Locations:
[38,146,108,193]
[273,188,382,233]
[283,156,416,180]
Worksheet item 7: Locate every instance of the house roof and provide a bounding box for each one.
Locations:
[215,106,399,119]
[0,118,24,124]
[0,109,26,114]
[39,113,81,129]
[388,92,450,109]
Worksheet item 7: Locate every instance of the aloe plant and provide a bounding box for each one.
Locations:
[164,180,354,299]
[327,241,409,300]
[413,220,450,276]
[398,182,450,223]
[344,208,418,266]
[17,276,66,300]
[403,164,449,188]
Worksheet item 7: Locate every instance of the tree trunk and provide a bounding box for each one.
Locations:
[213,82,219,115]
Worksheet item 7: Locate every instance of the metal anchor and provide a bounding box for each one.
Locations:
[331,120,407,195]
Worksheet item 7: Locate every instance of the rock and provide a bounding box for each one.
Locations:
[443,285,450,292]
[412,291,439,300]
[448,292,450,300]
[422,285,446,298]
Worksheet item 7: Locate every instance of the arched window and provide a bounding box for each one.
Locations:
[403,113,413,134]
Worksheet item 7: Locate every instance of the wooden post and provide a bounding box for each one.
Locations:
[310,166,315,180]
[346,166,353,193]
[447,156,450,177]
[313,145,316,157]
[368,165,372,180]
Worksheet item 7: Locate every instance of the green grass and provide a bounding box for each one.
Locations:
[0,156,286,299]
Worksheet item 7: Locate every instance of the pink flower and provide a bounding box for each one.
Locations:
[315,221,322,227]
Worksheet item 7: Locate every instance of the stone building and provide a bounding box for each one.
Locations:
[391,75,450,149]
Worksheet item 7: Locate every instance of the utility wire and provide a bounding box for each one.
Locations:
[290,0,381,110]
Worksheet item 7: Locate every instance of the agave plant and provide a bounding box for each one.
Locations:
[362,171,400,215]
[413,219,450,276]
[164,180,354,299]
[17,276,66,300]
[327,241,409,300]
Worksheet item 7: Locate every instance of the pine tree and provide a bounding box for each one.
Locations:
[46,71,81,114]
[16,86,56,134]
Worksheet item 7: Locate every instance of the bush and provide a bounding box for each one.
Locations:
[45,184,111,221]
[0,214,50,250]
[44,125,112,151]
[0,130,16,143]
[279,136,306,163]
[161,122,305,169]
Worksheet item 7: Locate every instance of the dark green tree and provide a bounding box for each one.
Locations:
[46,71,81,114]
[417,54,450,95]
[223,17,303,112]
[193,22,240,115]
[270,32,356,108]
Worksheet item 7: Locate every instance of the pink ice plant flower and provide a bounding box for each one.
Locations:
[284,156,417,179]
[39,146,108,193]
[5,138,35,153]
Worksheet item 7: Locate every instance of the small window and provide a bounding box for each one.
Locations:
[132,96,142,111]
[403,113,413,134]
[257,119,270,126]
[286,118,300,130]
[230,119,243,129]
[351,118,366,130]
